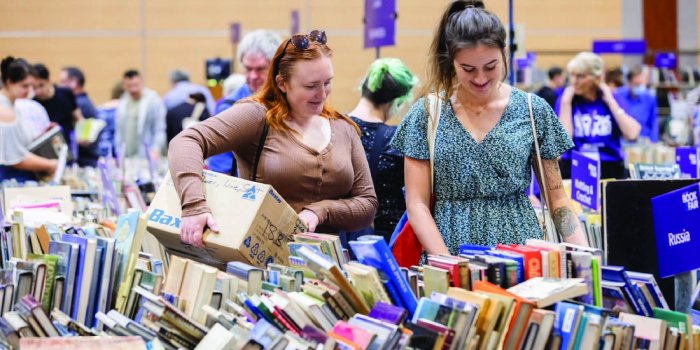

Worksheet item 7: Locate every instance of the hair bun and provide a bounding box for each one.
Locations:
[463,0,485,9]
[1,56,16,76]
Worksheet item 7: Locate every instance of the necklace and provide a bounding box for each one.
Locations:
[457,84,501,117]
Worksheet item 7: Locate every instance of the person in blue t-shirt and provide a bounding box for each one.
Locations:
[556,52,641,179]
[613,66,658,143]
[207,29,281,175]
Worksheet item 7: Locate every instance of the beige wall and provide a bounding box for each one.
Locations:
[0,0,624,112]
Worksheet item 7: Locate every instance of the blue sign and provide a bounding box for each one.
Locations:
[290,10,300,35]
[592,40,646,54]
[229,22,241,44]
[516,58,530,69]
[364,0,396,49]
[651,183,700,278]
[571,151,600,210]
[676,147,699,178]
[655,52,677,69]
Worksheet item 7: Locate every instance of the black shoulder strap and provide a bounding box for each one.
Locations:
[368,123,391,184]
[251,120,269,182]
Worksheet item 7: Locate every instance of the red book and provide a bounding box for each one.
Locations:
[473,280,536,350]
[495,244,543,280]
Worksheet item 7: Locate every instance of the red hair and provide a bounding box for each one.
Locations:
[251,38,359,134]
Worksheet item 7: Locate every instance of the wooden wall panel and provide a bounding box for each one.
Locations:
[0,37,140,100]
[0,1,140,31]
[0,0,626,110]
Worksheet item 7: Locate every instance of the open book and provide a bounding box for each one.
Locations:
[27,125,72,163]
[507,278,588,308]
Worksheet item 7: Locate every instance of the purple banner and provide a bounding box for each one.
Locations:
[592,40,646,54]
[652,183,700,278]
[676,147,699,179]
[571,151,600,210]
[290,10,300,35]
[230,22,241,44]
[516,58,530,69]
[364,0,396,49]
[655,52,677,69]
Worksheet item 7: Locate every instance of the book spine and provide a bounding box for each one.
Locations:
[372,240,417,316]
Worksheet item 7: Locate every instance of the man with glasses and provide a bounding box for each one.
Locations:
[208,29,281,175]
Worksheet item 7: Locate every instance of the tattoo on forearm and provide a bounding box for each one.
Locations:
[544,160,564,191]
[553,207,578,238]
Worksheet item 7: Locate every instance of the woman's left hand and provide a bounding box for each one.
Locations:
[298,209,320,232]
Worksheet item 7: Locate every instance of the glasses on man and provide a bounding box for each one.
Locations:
[272,30,327,76]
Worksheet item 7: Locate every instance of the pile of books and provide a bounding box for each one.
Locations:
[3,172,700,350]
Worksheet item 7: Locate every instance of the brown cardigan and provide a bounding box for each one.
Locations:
[168,100,378,232]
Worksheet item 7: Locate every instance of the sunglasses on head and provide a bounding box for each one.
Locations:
[272,30,327,76]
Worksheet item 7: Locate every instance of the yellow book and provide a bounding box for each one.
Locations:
[162,255,188,296]
[115,213,148,313]
[447,287,500,350]
[343,261,391,308]
[422,265,450,298]
[477,291,516,350]
[180,261,217,324]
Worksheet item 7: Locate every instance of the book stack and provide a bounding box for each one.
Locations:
[4,173,700,350]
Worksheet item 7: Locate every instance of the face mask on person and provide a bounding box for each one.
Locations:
[631,85,647,96]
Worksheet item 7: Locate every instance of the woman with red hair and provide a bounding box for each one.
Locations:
[169,31,378,247]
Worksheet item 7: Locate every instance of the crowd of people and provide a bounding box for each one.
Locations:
[1,0,692,256]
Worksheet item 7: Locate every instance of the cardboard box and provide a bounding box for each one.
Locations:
[146,170,306,270]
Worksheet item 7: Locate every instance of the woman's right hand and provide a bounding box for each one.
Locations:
[180,212,219,248]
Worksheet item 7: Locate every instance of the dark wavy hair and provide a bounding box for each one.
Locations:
[1,56,32,85]
[422,0,508,101]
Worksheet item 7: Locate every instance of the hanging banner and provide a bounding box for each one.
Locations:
[364,0,396,49]
[592,40,646,54]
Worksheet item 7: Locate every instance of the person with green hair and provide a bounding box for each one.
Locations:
[347,57,418,244]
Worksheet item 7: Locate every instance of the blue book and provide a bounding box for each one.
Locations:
[60,234,98,325]
[571,311,588,350]
[626,271,670,309]
[93,237,116,323]
[350,236,417,317]
[602,265,651,316]
[84,246,103,327]
[459,244,490,256]
[380,271,405,310]
[554,302,584,350]
[60,234,86,320]
[48,240,79,315]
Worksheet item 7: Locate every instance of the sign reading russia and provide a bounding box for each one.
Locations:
[651,183,700,278]
[571,151,600,210]
[364,0,396,49]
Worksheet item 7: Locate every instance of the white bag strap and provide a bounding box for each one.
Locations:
[528,93,551,239]
[426,93,442,191]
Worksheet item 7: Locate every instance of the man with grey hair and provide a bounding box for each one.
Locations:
[208,29,281,175]
[162,69,216,114]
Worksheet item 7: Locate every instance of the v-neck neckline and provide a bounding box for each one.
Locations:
[288,118,333,155]
[449,87,514,146]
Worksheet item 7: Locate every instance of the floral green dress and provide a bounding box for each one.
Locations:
[391,87,574,255]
